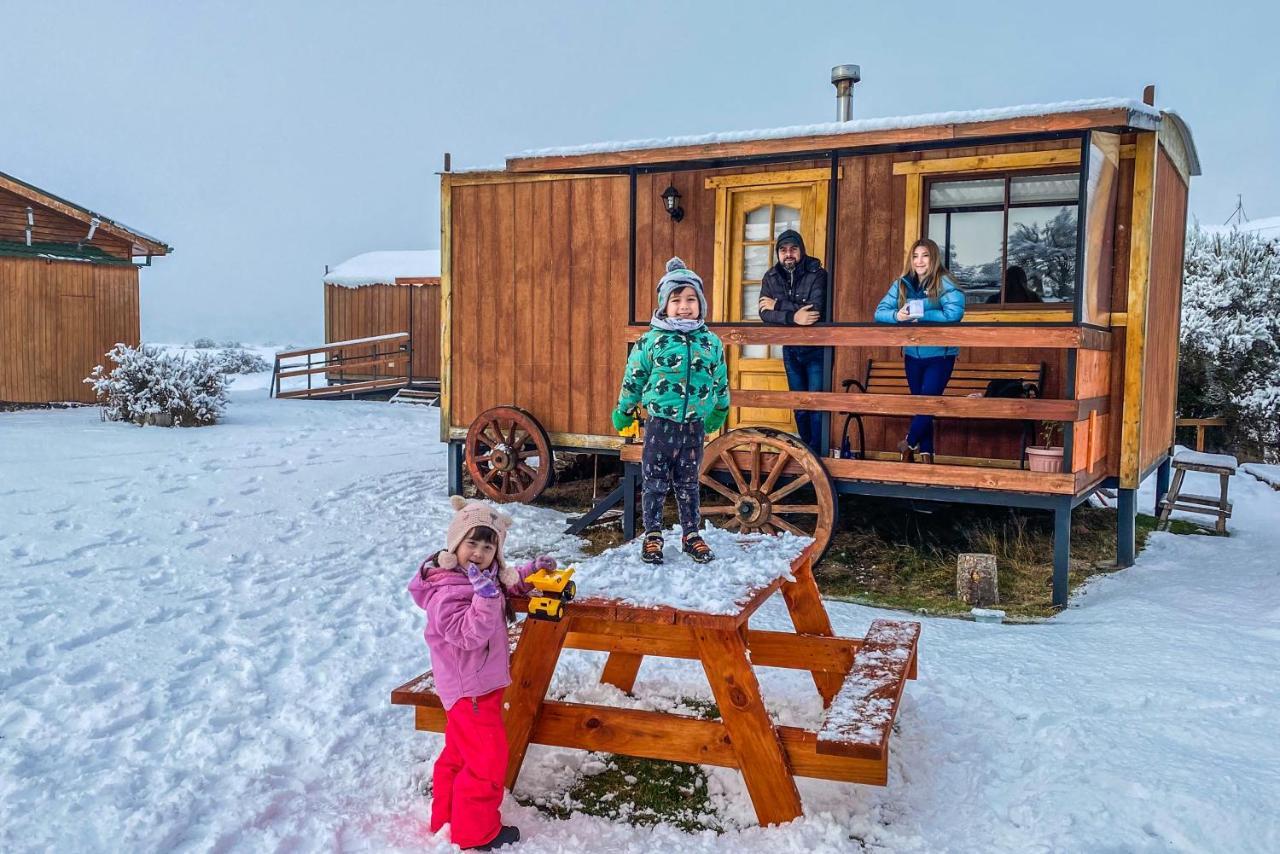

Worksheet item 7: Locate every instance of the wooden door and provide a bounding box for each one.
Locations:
[720,184,825,431]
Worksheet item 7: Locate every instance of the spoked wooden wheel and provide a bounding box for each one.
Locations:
[699,427,836,557]
[465,406,552,503]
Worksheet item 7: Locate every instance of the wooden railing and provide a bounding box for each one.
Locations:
[271,333,411,399]
[622,323,1113,491]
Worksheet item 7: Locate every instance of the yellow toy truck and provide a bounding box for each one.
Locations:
[525,566,577,622]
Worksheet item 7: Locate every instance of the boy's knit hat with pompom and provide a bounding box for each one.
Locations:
[656,256,707,319]
[437,495,518,585]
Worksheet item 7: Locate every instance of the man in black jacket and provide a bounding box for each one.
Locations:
[758,229,827,455]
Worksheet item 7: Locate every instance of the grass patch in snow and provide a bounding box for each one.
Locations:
[520,752,721,833]
[816,499,1216,618]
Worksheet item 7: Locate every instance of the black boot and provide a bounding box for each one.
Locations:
[641,531,664,564]
[682,532,714,563]
[469,825,520,851]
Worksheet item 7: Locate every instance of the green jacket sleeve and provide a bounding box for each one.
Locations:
[616,336,653,414]
[710,336,730,412]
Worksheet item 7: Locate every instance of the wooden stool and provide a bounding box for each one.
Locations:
[1158,450,1237,533]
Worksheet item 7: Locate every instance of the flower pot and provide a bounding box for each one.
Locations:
[1025,445,1064,473]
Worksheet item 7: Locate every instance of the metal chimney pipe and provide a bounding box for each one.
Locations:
[831,64,861,122]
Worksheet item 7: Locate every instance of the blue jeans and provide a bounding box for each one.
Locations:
[783,346,826,454]
[904,355,956,454]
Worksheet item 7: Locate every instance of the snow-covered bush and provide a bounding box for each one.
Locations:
[192,337,217,349]
[1179,225,1280,461]
[216,347,270,375]
[85,344,229,427]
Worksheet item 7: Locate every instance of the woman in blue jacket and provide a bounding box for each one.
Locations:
[874,238,966,462]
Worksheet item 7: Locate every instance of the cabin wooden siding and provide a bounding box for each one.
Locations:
[444,131,1190,483]
[447,174,630,437]
[324,281,442,380]
[0,257,139,403]
[1138,147,1189,471]
[0,186,134,260]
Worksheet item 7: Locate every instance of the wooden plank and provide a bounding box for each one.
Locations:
[503,616,571,789]
[1119,132,1158,488]
[694,625,803,825]
[278,333,408,359]
[440,174,454,432]
[409,703,888,785]
[705,167,837,189]
[622,323,1106,350]
[779,551,843,705]
[599,652,644,693]
[506,107,1148,172]
[893,148,1082,176]
[817,620,920,761]
[823,456,1076,493]
[730,389,1090,420]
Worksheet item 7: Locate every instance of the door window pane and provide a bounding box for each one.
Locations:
[1007,206,1077,302]
[930,178,1004,208]
[744,206,771,241]
[741,283,767,357]
[773,205,801,237]
[1010,173,1079,204]
[942,210,1004,304]
[743,245,770,280]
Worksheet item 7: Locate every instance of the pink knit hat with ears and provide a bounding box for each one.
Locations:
[437,495,517,584]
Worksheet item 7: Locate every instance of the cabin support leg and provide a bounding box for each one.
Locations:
[1154,457,1171,516]
[1117,488,1137,568]
[622,462,638,540]
[1052,499,1072,609]
[447,440,464,497]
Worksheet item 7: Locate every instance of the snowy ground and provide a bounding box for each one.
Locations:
[3,372,1279,852]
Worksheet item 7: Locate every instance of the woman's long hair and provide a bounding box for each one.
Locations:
[899,238,951,305]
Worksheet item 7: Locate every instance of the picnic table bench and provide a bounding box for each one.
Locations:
[392,535,921,826]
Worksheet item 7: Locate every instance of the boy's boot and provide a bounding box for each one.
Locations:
[641,531,664,564]
[469,825,520,851]
[682,532,714,563]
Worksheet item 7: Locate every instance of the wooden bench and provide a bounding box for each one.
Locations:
[817,620,920,760]
[391,623,524,709]
[839,359,1045,461]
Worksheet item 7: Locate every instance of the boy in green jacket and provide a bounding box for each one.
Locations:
[613,257,730,564]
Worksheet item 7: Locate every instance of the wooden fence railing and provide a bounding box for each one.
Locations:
[271,332,410,399]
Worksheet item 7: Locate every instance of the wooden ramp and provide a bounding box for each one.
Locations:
[271,333,411,399]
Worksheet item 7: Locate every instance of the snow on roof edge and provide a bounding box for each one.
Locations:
[323,250,441,288]
[510,97,1161,160]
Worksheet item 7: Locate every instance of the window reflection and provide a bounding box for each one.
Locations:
[925,171,1079,306]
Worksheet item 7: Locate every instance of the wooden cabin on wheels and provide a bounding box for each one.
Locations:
[437,87,1198,608]
[0,170,171,404]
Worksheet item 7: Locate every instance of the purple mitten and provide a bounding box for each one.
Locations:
[465,563,500,599]
[506,554,557,597]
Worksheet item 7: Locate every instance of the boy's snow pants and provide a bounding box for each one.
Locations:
[430,688,508,848]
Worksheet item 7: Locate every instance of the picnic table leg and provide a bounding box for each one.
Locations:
[599,652,644,693]
[694,625,803,826]
[502,616,570,790]
[779,552,844,706]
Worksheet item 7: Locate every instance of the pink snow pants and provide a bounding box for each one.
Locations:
[430,688,509,849]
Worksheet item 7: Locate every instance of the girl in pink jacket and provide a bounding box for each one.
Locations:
[407,495,554,851]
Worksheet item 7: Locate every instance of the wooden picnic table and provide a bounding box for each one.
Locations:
[392,541,921,826]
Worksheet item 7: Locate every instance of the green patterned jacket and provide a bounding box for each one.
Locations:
[616,326,730,424]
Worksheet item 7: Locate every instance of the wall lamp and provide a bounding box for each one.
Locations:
[661,185,684,222]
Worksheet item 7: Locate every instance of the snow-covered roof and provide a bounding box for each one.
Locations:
[323,250,441,288]
[510,97,1162,162]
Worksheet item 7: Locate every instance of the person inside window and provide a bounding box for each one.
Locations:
[985,265,1043,304]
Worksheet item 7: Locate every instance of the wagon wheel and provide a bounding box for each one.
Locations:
[698,427,836,557]
[465,406,553,503]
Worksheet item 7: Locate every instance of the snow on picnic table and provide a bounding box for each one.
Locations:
[571,528,810,614]
[2,378,1279,852]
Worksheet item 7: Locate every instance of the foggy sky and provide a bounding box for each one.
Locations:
[3,0,1276,344]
